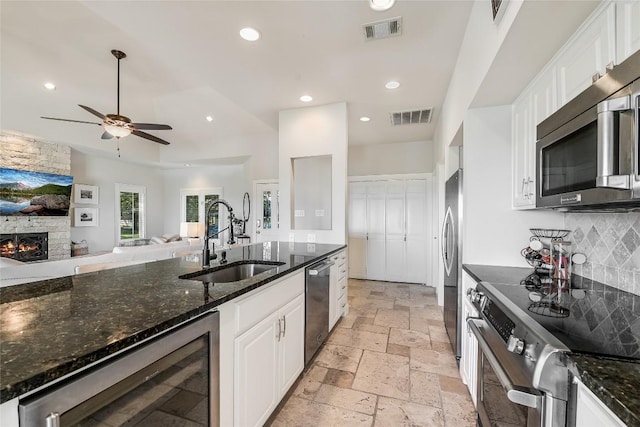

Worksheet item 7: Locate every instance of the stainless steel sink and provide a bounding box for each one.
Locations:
[180,261,284,284]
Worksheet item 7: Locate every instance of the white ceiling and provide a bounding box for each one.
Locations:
[0,0,474,166]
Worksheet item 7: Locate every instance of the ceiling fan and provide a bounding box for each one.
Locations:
[41,49,172,146]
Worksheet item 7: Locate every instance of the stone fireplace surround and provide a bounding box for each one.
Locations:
[0,131,71,260]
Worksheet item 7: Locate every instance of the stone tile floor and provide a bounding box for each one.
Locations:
[270,279,476,427]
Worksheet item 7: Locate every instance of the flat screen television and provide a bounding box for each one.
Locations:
[0,167,73,216]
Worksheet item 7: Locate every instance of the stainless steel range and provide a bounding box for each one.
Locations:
[466,272,640,427]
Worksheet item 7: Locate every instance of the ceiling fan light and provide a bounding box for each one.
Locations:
[104,124,132,138]
[369,0,395,11]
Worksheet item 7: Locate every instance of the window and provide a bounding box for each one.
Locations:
[180,188,223,238]
[115,184,146,244]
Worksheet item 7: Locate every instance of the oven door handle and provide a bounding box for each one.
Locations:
[467,318,542,409]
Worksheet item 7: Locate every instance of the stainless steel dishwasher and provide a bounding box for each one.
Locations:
[305,258,334,366]
[19,311,219,427]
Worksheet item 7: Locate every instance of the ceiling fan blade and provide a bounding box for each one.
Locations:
[101,131,114,140]
[132,130,171,145]
[132,123,173,131]
[78,104,106,120]
[41,116,102,125]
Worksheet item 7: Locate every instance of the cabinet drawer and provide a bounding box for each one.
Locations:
[337,294,347,315]
[235,272,304,336]
[338,276,347,298]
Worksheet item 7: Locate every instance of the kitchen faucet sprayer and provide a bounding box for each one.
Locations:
[202,199,236,267]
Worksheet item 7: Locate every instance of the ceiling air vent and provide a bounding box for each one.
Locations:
[363,17,402,41]
[390,109,433,125]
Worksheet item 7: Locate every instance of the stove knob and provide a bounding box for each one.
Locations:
[507,335,525,355]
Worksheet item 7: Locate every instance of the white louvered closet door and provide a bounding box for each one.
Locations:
[348,178,430,284]
[348,182,368,279]
[405,180,429,284]
[385,181,407,282]
[365,182,387,281]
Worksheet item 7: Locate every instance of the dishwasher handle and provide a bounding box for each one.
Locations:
[308,259,335,275]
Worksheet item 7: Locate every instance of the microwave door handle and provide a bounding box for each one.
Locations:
[596,95,631,189]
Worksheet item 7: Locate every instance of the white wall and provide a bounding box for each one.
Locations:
[348,140,433,176]
[70,150,165,253]
[279,102,348,244]
[434,0,524,163]
[463,106,563,266]
[161,164,251,240]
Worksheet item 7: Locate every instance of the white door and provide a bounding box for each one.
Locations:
[348,182,368,279]
[255,182,279,243]
[235,312,280,427]
[366,182,386,281]
[385,181,406,282]
[278,294,305,396]
[405,180,429,284]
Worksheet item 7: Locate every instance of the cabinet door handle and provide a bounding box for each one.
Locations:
[521,178,526,198]
[341,285,346,290]
[276,318,282,341]
[282,315,286,338]
[341,302,346,308]
[528,177,534,199]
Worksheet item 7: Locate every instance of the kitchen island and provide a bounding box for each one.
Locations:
[0,241,345,425]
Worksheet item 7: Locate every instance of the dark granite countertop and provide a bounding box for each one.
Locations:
[0,241,345,403]
[463,263,640,426]
[568,354,640,427]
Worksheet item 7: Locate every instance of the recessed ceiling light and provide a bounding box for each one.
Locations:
[300,95,313,103]
[360,116,371,122]
[185,163,191,167]
[240,27,261,41]
[369,0,396,11]
[43,82,56,90]
[206,116,213,122]
[385,80,400,89]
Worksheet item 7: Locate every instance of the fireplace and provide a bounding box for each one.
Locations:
[0,233,48,262]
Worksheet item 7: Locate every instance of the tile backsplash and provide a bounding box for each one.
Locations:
[564,212,640,296]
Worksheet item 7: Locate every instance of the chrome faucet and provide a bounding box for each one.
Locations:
[203,199,236,268]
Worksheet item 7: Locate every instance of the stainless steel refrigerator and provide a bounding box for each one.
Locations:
[442,169,462,361]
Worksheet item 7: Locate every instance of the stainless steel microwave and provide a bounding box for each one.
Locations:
[536,50,640,210]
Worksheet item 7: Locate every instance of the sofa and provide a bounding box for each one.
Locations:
[0,237,204,287]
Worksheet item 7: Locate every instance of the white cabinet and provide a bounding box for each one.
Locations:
[233,274,305,427]
[616,0,640,63]
[348,179,430,284]
[459,271,479,407]
[557,2,617,107]
[511,1,621,210]
[512,68,558,210]
[330,250,348,330]
[512,92,534,209]
[575,379,626,427]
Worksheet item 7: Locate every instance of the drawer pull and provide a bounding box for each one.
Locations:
[341,286,346,290]
[341,303,346,308]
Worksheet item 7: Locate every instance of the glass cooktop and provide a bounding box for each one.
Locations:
[489,274,640,360]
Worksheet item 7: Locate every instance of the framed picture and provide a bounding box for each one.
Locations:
[74,208,98,227]
[0,167,72,216]
[74,184,99,205]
